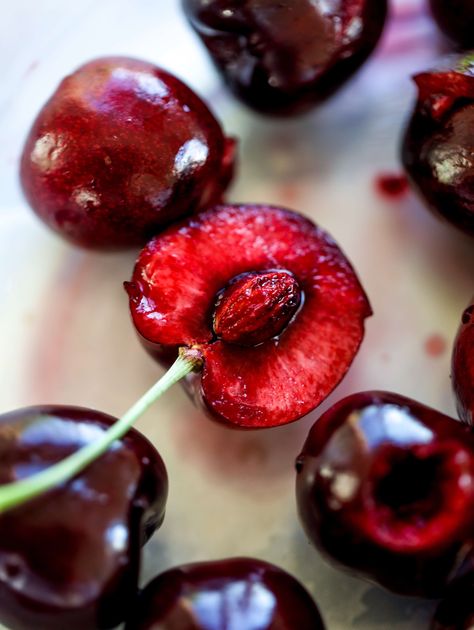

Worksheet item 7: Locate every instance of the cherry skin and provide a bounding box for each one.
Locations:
[402,55,474,237]
[20,56,236,249]
[295,391,474,598]
[124,557,326,629]
[0,405,168,630]
[432,578,474,629]
[126,204,371,429]
[182,0,388,116]
[452,298,474,425]
[430,0,474,48]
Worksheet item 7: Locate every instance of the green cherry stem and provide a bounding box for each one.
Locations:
[0,348,202,514]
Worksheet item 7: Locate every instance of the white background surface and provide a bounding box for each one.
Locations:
[1,0,473,628]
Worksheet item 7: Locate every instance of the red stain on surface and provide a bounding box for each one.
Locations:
[424,334,447,358]
[278,183,301,205]
[374,173,409,200]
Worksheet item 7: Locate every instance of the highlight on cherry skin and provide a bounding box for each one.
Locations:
[182,0,388,116]
[402,54,474,237]
[429,0,474,49]
[0,405,168,630]
[124,557,326,630]
[20,56,236,249]
[126,203,372,429]
[452,298,474,426]
[295,391,474,598]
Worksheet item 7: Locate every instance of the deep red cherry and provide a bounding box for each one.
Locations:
[402,55,474,236]
[0,405,168,630]
[126,204,371,429]
[182,0,388,115]
[124,558,325,629]
[452,299,474,425]
[20,57,236,249]
[295,391,474,597]
[432,577,474,629]
[430,0,474,48]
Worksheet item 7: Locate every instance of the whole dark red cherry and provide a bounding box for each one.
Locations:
[20,56,236,249]
[182,0,388,116]
[0,405,168,630]
[452,298,474,425]
[430,0,474,48]
[295,391,474,598]
[432,578,474,629]
[124,557,325,629]
[402,55,474,236]
[126,204,371,429]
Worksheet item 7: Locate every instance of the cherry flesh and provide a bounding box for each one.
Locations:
[452,299,474,425]
[0,405,168,630]
[182,0,388,115]
[295,391,474,597]
[402,56,474,237]
[126,204,371,429]
[20,57,236,249]
[430,0,474,48]
[125,557,325,629]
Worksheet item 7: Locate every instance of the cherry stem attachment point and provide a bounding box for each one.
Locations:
[0,348,201,514]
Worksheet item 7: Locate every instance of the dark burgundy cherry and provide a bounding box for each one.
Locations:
[430,0,474,48]
[452,298,474,425]
[432,574,474,630]
[125,557,325,629]
[402,55,474,236]
[126,204,371,428]
[20,56,236,249]
[295,391,474,597]
[182,0,388,115]
[0,406,168,630]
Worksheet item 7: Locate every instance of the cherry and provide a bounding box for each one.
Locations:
[452,298,474,425]
[124,557,325,629]
[182,0,388,115]
[20,57,236,249]
[429,0,474,49]
[295,391,474,598]
[126,204,371,428]
[432,577,474,629]
[402,55,474,237]
[0,405,168,630]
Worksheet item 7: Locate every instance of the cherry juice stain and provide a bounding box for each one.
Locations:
[424,334,447,358]
[374,173,409,200]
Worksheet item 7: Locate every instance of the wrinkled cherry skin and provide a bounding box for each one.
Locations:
[127,204,371,429]
[432,577,474,629]
[182,0,388,116]
[295,391,474,597]
[0,406,168,630]
[402,59,474,237]
[452,299,474,425]
[125,558,325,629]
[430,0,474,48]
[20,56,236,249]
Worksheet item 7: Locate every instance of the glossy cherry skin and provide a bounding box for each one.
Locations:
[125,558,325,629]
[430,0,474,48]
[182,0,388,116]
[20,57,236,249]
[432,577,474,629]
[0,406,168,630]
[402,57,474,236]
[295,391,474,598]
[452,299,474,425]
[127,204,371,429]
